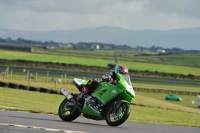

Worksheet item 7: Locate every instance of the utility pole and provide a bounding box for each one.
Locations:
[115,51,117,63]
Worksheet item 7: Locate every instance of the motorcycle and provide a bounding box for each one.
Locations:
[58,64,135,126]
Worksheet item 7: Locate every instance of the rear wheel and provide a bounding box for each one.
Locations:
[58,98,81,121]
[105,102,130,126]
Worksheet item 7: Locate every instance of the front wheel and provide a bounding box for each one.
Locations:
[58,98,81,122]
[105,102,130,126]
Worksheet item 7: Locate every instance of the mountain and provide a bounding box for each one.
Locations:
[0,26,200,50]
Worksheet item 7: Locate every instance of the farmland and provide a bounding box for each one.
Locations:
[0,49,200,76]
[0,48,200,92]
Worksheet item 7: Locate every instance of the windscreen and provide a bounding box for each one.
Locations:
[114,64,132,87]
[122,74,133,87]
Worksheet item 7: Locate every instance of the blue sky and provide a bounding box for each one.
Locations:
[0,0,200,31]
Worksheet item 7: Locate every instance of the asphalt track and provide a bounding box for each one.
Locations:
[0,110,199,133]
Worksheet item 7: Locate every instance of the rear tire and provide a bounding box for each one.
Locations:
[58,98,81,122]
[105,102,130,126]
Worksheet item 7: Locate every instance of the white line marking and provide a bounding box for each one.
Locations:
[0,123,89,133]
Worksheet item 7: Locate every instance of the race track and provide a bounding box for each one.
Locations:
[0,111,199,133]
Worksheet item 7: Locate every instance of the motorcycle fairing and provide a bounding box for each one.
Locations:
[73,78,87,91]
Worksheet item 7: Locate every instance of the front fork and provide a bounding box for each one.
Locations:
[112,99,122,112]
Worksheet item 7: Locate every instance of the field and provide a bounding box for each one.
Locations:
[48,48,200,67]
[1,48,200,92]
[0,49,200,76]
[134,53,200,67]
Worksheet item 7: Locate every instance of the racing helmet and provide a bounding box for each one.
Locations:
[116,64,128,75]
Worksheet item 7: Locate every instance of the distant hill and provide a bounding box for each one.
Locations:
[0,26,200,50]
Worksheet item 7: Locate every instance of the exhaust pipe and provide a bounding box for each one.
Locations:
[60,88,73,100]
[60,88,83,113]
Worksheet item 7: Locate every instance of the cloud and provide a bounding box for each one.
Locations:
[147,0,200,19]
[0,0,200,31]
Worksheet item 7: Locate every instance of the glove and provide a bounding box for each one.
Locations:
[102,74,112,82]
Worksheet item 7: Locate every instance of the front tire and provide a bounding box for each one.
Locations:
[105,102,130,126]
[58,98,81,122]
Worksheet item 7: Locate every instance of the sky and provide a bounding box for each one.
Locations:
[0,0,200,32]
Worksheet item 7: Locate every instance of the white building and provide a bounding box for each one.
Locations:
[96,45,100,49]
[157,49,166,53]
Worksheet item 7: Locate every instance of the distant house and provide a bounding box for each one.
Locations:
[47,45,55,49]
[64,44,73,48]
[96,45,100,49]
[143,49,150,52]
[157,49,166,53]
[90,45,95,50]
[104,45,112,50]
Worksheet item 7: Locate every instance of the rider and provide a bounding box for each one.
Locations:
[76,79,99,102]
[76,64,128,102]
[102,64,128,83]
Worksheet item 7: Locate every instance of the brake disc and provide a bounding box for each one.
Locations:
[110,107,122,119]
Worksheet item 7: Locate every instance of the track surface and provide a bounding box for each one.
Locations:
[0,110,199,133]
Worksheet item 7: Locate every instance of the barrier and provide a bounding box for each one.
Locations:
[49,89,59,94]
[19,84,29,90]
[8,82,19,89]
[0,81,9,88]
[29,86,40,92]
[40,87,50,93]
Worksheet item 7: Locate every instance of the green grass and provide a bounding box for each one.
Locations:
[1,71,200,92]
[1,70,200,92]
[133,91,200,114]
[48,49,200,67]
[0,78,78,93]
[129,106,200,127]
[134,81,200,91]
[0,87,63,114]
[135,53,200,67]
[1,50,200,76]
[0,87,199,127]
[135,92,199,109]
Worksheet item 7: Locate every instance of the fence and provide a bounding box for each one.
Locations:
[1,66,200,96]
[0,66,101,91]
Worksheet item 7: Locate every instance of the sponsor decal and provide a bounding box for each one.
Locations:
[112,90,117,93]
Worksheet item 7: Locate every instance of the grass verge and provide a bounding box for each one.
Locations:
[0,87,199,127]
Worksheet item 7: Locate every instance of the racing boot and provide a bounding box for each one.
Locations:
[76,86,89,106]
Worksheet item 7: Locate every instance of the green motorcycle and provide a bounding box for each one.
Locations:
[59,64,135,126]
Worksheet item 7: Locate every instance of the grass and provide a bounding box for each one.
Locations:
[1,50,200,75]
[135,53,200,67]
[0,87,63,114]
[1,70,200,92]
[0,87,200,127]
[0,78,78,93]
[129,106,200,127]
[1,71,200,92]
[133,92,200,113]
[0,72,94,92]
[133,81,200,91]
[136,91,198,107]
